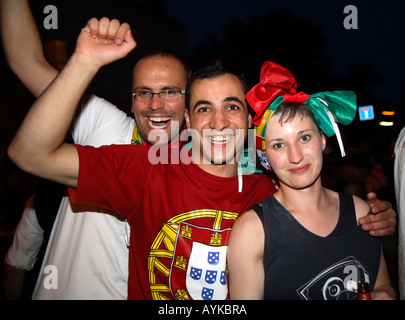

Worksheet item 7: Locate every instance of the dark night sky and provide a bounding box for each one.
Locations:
[164,0,404,105]
[1,0,404,127]
[9,0,404,104]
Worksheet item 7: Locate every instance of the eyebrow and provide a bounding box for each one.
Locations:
[192,100,212,111]
[268,129,315,144]
[191,96,246,112]
[297,129,314,135]
[224,96,245,106]
[133,85,183,91]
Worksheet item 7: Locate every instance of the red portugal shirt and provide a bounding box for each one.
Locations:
[69,144,276,300]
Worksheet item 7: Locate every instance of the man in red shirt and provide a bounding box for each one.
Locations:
[7,17,275,299]
[7,18,396,299]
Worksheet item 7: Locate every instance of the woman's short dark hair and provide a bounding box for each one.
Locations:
[274,102,322,136]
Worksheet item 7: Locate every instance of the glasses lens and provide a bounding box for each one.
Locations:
[161,90,179,101]
[133,90,183,101]
[133,91,151,101]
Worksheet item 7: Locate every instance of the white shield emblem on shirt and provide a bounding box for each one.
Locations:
[169,220,233,300]
[186,241,228,300]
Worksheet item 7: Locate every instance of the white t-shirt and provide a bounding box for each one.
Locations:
[5,196,44,271]
[31,94,134,299]
[395,126,405,300]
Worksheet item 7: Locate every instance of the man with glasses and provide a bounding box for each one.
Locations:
[7,16,397,300]
[130,54,189,146]
[1,0,188,299]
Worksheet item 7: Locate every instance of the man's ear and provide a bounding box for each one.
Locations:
[248,113,253,129]
[185,109,191,129]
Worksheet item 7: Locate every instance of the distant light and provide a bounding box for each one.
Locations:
[382,111,395,116]
[379,121,394,126]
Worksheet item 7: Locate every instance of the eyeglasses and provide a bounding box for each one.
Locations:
[132,89,185,102]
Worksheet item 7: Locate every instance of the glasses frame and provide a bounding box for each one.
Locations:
[132,89,186,102]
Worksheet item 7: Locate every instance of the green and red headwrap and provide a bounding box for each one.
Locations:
[246,61,357,170]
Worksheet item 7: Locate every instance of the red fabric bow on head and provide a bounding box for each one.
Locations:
[246,61,298,125]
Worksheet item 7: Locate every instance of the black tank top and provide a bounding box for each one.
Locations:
[251,193,381,300]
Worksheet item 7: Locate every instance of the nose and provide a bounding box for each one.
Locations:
[209,109,229,131]
[148,94,164,111]
[288,143,303,164]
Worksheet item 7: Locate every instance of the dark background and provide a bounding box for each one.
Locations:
[0,0,403,299]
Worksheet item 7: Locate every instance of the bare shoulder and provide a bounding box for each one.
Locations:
[229,209,264,249]
[352,195,371,221]
[233,209,264,234]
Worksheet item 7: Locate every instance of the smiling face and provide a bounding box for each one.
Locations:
[131,55,187,145]
[185,73,252,176]
[265,111,326,190]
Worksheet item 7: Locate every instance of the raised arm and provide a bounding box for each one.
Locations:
[7,18,136,187]
[0,0,59,97]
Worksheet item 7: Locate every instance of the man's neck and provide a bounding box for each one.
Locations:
[195,161,238,178]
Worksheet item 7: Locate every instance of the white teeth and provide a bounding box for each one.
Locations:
[210,136,230,143]
[148,117,170,129]
[150,117,170,122]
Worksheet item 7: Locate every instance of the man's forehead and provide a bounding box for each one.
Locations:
[133,58,186,89]
[190,74,245,97]
[136,55,184,72]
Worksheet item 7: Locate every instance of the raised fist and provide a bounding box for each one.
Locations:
[75,17,136,68]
